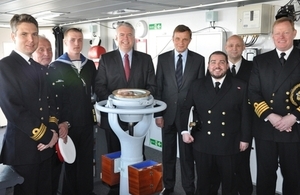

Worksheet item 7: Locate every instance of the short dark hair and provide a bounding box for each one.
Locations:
[173,25,192,39]
[209,51,228,63]
[10,14,38,33]
[64,28,82,37]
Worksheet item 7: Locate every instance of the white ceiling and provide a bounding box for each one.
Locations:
[0,0,277,27]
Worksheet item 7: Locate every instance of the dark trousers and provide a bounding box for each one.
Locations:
[193,150,238,195]
[62,125,94,195]
[13,156,53,195]
[162,123,195,194]
[52,153,63,195]
[255,138,300,195]
[209,141,253,195]
[235,144,253,195]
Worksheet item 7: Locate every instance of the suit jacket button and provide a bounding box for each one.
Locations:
[221,133,225,136]
[222,122,225,125]
[207,131,211,135]
[222,112,226,115]
[207,120,211,124]
[208,110,211,114]
[286,106,290,110]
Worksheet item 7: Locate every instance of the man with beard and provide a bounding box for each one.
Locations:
[181,51,251,195]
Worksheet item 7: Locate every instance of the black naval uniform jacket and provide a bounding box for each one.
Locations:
[248,48,300,142]
[181,73,251,155]
[0,51,58,165]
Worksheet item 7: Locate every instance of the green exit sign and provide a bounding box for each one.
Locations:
[150,138,162,147]
[149,23,162,30]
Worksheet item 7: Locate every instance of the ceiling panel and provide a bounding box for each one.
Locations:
[0,0,278,27]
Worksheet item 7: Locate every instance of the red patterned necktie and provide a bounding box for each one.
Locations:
[124,53,130,81]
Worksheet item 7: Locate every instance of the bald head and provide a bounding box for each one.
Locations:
[225,35,245,63]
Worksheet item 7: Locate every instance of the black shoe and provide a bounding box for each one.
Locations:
[160,188,174,195]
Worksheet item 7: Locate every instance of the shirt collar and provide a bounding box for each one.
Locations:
[119,49,133,59]
[228,58,242,70]
[276,46,293,59]
[14,49,31,63]
[175,49,188,59]
[212,75,226,87]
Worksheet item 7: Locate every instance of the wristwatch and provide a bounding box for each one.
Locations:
[66,121,71,129]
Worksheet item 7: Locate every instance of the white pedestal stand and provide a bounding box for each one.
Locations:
[96,91,166,195]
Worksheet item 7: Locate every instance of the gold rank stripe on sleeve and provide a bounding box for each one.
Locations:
[254,101,270,118]
[31,123,47,141]
[92,108,97,123]
[49,116,58,125]
[297,107,300,113]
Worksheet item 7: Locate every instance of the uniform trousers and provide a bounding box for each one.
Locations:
[62,125,94,195]
[13,155,53,195]
[193,150,238,195]
[255,138,300,195]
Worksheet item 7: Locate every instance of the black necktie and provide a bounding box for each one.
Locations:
[231,65,236,76]
[215,82,220,93]
[175,54,183,87]
[280,52,286,66]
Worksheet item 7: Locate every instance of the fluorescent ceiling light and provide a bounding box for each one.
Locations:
[107,8,141,15]
[33,11,66,20]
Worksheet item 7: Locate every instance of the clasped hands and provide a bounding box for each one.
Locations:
[37,122,69,151]
[267,113,296,132]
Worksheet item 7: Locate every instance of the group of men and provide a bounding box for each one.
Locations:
[0,14,96,195]
[0,12,299,195]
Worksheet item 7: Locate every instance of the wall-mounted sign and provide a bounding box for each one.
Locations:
[149,23,162,30]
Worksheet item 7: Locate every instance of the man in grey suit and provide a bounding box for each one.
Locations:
[94,22,156,155]
[155,24,205,195]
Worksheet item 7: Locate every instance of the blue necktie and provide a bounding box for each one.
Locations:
[175,54,183,88]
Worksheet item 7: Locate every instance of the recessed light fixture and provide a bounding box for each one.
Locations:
[32,11,68,20]
[107,8,141,15]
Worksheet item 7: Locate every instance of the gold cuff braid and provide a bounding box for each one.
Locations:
[31,123,47,141]
[49,116,58,125]
[254,101,269,118]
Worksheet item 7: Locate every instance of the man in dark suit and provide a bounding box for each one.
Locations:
[94,22,156,154]
[248,17,300,195]
[211,35,253,195]
[0,14,58,195]
[181,51,251,195]
[226,35,253,195]
[155,25,205,195]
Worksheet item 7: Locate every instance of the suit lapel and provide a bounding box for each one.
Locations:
[11,51,38,85]
[114,50,127,82]
[130,50,142,83]
[167,50,177,88]
[273,48,300,92]
[182,50,193,87]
